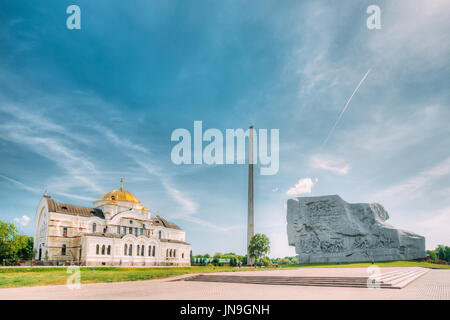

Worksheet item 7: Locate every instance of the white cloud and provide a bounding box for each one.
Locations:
[410,206,450,250]
[161,180,198,215]
[286,178,317,196]
[367,0,450,72]
[14,215,30,226]
[310,154,350,175]
[372,157,450,203]
[340,105,448,156]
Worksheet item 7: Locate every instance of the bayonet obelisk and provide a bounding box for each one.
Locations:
[247,125,254,265]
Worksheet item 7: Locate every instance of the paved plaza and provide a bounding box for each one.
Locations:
[0,267,449,300]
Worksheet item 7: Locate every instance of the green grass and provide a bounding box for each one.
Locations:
[0,261,448,288]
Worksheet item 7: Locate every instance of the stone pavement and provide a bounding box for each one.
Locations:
[0,267,448,300]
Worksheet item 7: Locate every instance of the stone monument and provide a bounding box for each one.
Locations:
[287,195,426,263]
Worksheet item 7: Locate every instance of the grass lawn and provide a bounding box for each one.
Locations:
[0,261,448,288]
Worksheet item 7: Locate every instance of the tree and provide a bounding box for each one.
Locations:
[0,221,32,265]
[17,236,34,260]
[427,250,437,262]
[445,247,450,263]
[436,245,447,261]
[248,233,270,265]
[259,257,272,266]
[278,258,292,265]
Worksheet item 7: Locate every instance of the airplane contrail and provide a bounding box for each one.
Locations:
[322,68,372,147]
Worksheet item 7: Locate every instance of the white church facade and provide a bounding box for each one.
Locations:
[33,181,191,266]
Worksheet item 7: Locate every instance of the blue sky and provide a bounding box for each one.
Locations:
[1,0,449,257]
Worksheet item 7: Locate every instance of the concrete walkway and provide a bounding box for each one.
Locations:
[0,267,448,300]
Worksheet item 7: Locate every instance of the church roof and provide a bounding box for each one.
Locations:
[160,238,190,245]
[152,215,182,230]
[44,196,182,230]
[98,179,148,211]
[45,196,105,219]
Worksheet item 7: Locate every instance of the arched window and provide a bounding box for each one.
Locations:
[129,244,133,256]
[141,245,144,256]
[137,245,140,256]
[92,223,97,233]
[182,253,184,259]
[148,246,151,256]
[166,249,169,257]
[173,249,176,257]
[62,244,66,256]
[107,245,111,255]
[124,244,127,256]
[152,246,156,257]
[159,231,162,239]
[101,245,105,255]
[117,226,120,234]
[96,244,100,255]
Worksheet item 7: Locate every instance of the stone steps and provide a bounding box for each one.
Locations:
[390,268,429,288]
[185,268,430,289]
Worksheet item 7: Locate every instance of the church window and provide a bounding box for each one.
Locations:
[129,227,132,234]
[148,246,151,256]
[182,253,184,259]
[141,245,144,256]
[140,228,143,235]
[173,249,176,257]
[101,245,105,255]
[159,231,162,239]
[62,244,66,256]
[152,246,155,257]
[166,249,168,257]
[137,245,140,256]
[107,245,111,255]
[123,226,126,234]
[134,228,138,236]
[129,244,133,256]
[117,226,120,234]
[92,223,97,233]
[96,244,99,255]
[124,244,127,255]
[63,227,68,237]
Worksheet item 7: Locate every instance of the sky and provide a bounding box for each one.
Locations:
[0,0,449,258]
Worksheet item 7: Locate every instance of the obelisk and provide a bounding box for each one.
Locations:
[247,125,254,265]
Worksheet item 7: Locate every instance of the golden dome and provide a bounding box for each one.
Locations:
[101,189,141,203]
[99,178,148,211]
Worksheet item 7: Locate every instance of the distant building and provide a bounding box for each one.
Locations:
[33,180,190,266]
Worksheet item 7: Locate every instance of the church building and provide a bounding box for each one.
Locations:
[33,180,191,266]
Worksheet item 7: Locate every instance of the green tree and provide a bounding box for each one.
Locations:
[0,221,31,265]
[278,258,292,265]
[436,245,446,261]
[427,250,437,262]
[248,233,270,264]
[17,236,34,260]
[445,246,450,262]
[259,256,272,266]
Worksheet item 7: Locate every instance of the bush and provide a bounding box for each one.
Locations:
[259,257,272,266]
[278,258,292,265]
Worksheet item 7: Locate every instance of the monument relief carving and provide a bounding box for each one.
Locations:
[287,195,426,263]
